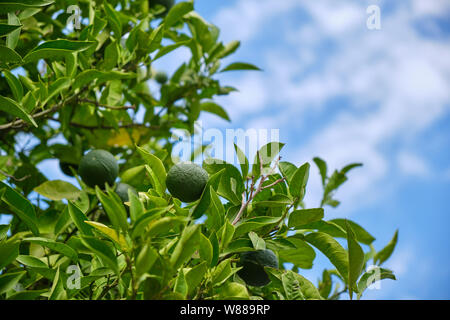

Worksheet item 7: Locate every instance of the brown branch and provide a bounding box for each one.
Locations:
[0,169,30,182]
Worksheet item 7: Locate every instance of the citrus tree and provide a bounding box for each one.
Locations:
[0,0,398,300]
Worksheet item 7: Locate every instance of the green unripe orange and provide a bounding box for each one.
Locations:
[166,162,208,202]
[237,249,279,287]
[115,182,137,203]
[154,71,168,84]
[78,149,118,189]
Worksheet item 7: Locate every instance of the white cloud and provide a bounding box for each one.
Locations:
[396,151,431,177]
[212,0,450,213]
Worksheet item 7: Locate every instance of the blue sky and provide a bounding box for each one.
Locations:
[185,0,450,299]
[2,0,450,299]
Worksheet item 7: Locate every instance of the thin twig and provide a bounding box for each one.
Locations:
[0,169,30,182]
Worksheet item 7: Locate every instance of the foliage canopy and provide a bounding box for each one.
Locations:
[0,0,397,300]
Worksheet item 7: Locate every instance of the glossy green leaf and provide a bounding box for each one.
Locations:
[192,168,225,219]
[170,225,201,270]
[289,162,310,202]
[0,241,19,269]
[0,182,39,235]
[67,201,94,236]
[305,232,349,283]
[0,271,26,295]
[374,230,398,266]
[220,62,261,72]
[164,1,194,28]
[0,95,37,127]
[80,236,119,274]
[0,24,21,37]
[84,221,128,251]
[200,101,230,121]
[34,180,81,201]
[346,222,365,299]
[23,40,95,63]
[288,208,324,228]
[3,70,23,101]
[357,267,396,299]
[23,237,78,262]
[95,186,128,233]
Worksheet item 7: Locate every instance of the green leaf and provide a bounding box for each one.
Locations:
[248,231,266,250]
[346,222,365,299]
[185,261,208,297]
[330,219,376,245]
[80,236,119,274]
[357,267,396,299]
[131,206,173,239]
[0,241,19,269]
[0,24,21,37]
[219,220,235,251]
[67,201,94,236]
[170,224,201,269]
[34,180,81,201]
[49,266,66,300]
[6,12,20,50]
[234,143,249,178]
[292,272,323,300]
[3,70,23,101]
[288,208,324,228]
[206,187,225,231]
[341,163,363,174]
[103,40,119,70]
[0,1,54,14]
[7,289,46,300]
[220,62,261,72]
[104,1,122,38]
[41,77,71,106]
[200,101,230,121]
[0,95,37,127]
[217,282,249,299]
[313,157,327,186]
[212,259,232,286]
[234,216,280,237]
[72,69,134,90]
[164,1,194,28]
[95,186,128,233]
[23,40,95,64]
[23,237,78,262]
[173,268,188,298]
[16,255,47,268]
[128,190,145,222]
[136,243,158,277]
[278,237,316,269]
[0,271,26,295]
[279,161,297,184]
[282,270,305,300]
[0,182,39,235]
[374,230,398,266]
[0,224,10,241]
[289,162,310,202]
[192,168,225,219]
[199,233,213,266]
[84,221,128,251]
[304,232,349,283]
[0,45,23,67]
[136,145,166,193]
[252,142,285,178]
[153,40,190,61]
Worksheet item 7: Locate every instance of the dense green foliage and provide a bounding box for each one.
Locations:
[0,0,397,300]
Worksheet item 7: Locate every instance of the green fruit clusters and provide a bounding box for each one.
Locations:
[78,149,118,189]
[166,162,209,202]
[237,249,279,287]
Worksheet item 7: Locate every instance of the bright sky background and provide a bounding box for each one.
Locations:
[185,0,450,299]
[2,0,449,300]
